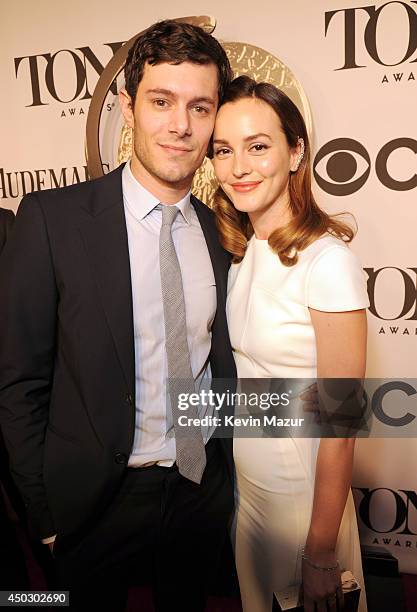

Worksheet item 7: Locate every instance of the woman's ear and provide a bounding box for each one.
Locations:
[290,137,305,173]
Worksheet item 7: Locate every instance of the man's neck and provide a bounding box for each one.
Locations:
[130,157,192,205]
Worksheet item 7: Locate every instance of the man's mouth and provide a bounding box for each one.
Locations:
[159,144,193,154]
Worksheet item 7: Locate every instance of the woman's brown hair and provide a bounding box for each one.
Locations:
[213,76,354,266]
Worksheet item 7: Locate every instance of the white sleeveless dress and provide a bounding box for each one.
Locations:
[227,234,369,612]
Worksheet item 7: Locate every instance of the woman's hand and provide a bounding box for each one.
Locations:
[300,306,366,612]
[301,550,344,612]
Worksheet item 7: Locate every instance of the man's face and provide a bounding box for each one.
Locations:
[120,61,218,193]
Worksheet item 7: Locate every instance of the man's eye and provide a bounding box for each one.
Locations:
[193,105,208,114]
[154,99,168,107]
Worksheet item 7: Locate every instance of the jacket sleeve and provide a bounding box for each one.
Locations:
[0,193,58,539]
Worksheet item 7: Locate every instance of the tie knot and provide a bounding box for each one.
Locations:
[161,204,179,227]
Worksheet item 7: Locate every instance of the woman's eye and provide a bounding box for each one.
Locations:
[251,143,267,152]
[215,148,231,156]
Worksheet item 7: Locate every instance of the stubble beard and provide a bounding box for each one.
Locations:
[133,136,198,190]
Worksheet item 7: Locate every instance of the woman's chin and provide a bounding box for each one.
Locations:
[233,202,263,215]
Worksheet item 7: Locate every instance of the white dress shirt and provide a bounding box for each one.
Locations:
[122,162,217,467]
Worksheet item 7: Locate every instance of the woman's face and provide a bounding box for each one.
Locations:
[212,97,299,219]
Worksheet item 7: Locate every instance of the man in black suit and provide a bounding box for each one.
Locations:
[0,21,236,611]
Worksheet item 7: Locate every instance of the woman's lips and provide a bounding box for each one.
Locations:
[231,181,262,193]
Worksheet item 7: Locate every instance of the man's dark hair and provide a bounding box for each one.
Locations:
[124,19,233,106]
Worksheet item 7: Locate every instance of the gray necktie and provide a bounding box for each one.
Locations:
[159,204,206,484]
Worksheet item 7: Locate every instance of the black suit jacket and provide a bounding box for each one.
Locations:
[0,207,27,519]
[0,208,14,252]
[0,166,236,540]
[0,207,24,512]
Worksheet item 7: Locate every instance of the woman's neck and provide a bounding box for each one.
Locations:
[249,197,292,240]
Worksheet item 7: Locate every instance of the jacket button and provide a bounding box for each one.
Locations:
[114,451,127,465]
[125,394,133,406]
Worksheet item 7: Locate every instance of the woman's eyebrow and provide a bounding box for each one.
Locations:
[213,133,272,145]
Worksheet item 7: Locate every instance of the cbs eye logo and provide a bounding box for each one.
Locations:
[313,137,417,195]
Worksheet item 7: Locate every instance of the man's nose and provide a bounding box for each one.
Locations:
[168,106,192,137]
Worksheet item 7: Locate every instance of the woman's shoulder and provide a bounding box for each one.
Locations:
[298,233,365,278]
[302,233,365,281]
[300,234,351,263]
[303,234,369,311]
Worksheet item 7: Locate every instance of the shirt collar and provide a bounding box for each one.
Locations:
[122,161,192,224]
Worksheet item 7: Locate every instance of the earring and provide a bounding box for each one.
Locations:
[293,137,305,172]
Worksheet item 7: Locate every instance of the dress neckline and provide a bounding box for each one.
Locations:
[251,235,268,244]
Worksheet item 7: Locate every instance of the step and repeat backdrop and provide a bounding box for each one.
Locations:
[2,0,416,572]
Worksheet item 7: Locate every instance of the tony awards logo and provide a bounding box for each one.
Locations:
[15,43,124,115]
[354,487,417,548]
[325,1,417,84]
[365,267,417,335]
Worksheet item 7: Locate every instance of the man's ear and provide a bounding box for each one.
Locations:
[119,88,135,128]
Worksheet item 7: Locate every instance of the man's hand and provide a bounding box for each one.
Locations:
[299,383,320,422]
[42,535,57,554]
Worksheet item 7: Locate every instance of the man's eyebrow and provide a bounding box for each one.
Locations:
[189,96,216,106]
[145,89,216,105]
[145,88,176,97]
[213,133,272,144]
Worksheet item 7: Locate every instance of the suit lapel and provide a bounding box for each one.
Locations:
[78,166,135,394]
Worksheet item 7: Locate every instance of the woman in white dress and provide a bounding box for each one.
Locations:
[212,76,369,612]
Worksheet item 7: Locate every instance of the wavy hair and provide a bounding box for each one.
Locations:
[213,76,354,265]
[124,20,233,107]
